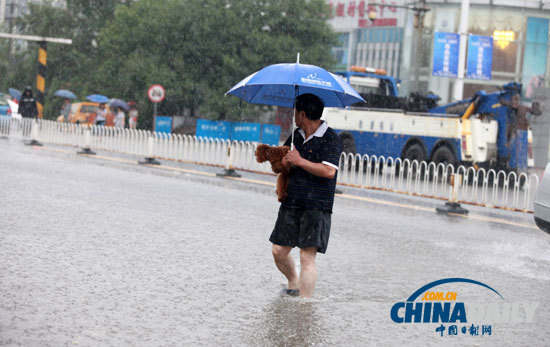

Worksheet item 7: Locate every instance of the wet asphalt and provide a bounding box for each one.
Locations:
[1,138,549,346]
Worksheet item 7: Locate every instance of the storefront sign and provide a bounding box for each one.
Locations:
[328,0,405,31]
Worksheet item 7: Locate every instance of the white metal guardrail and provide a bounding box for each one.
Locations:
[0,117,539,212]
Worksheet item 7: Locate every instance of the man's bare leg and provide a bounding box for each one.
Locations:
[298,247,317,298]
[272,244,299,290]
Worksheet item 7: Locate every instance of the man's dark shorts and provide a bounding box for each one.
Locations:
[270,206,331,254]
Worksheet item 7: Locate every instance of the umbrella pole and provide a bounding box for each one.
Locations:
[291,104,295,151]
[291,85,299,151]
[290,53,300,151]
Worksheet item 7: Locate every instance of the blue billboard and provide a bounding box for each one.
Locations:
[261,124,281,146]
[196,119,231,140]
[231,122,261,142]
[196,119,280,145]
[155,116,173,133]
[467,35,493,80]
[432,32,460,77]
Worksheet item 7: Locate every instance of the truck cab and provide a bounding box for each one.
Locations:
[336,66,438,111]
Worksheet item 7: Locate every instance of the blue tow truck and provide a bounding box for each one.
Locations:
[324,67,537,174]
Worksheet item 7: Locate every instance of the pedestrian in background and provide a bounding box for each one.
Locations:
[114,106,125,128]
[19,86,39,137]
[270,93,342,299]
[128,102,138,129]
[19,86,38,119]
[96,103,107,126]
[60,98,71,122]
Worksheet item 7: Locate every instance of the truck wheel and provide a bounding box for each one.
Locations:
[403,143,426,163]
[432,146,456,167]
[340,132,356,154]
[400,143,426,177]
[339,132,358,170]
[431,146,456,182]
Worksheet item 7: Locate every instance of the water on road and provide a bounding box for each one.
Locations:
[1,139,549,346]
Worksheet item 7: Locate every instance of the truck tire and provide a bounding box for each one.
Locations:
[432,146,456,167]
[400,143,426,177]
[340,132,356,154]
[430,146,456,182]
[339,132,359,171]
[403,143,426,163]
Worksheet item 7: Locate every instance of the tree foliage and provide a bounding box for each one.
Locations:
[1,0,336,127]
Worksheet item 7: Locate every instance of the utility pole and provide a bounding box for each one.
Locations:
[452,0,470,101]
[366,1,430,93]
[6,0,17,69]
[412,0,428,93]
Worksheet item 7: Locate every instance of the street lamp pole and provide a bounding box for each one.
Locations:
[452,0,471,101]
[367,1,430,93]
[413,0,428,93]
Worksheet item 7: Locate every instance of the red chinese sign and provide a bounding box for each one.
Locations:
[329,0,398,27]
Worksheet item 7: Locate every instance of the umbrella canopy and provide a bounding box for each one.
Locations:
[109,98,129,111]
[226,62,364,108]
[86,94,109,103]
[9,88,21,101]
[54,89,76,99]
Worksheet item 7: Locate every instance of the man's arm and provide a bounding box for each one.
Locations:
[284,149,336,179]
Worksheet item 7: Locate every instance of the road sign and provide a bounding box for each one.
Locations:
[432,32,460,78]
[467,35,493,80]
[148,84,165,103]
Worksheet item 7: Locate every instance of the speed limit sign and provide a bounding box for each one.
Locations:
[148,84,165,103]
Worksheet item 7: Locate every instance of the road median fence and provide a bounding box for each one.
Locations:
[0,117,538,213]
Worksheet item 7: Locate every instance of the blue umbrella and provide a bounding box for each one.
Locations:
[86,94,109,103]
[109,98,129,111]
[226,57,364,108]
[54,89,76,99]
[9,88,21,101]
[226,55,364,148]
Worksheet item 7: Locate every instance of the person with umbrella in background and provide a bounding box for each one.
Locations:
[53,90,76,122]
[60,99,71,122]
[114,106,125,128]
[96,103,107,126]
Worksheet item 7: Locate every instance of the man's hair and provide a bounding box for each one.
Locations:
[295,93,324,120]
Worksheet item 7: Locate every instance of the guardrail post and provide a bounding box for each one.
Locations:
[436,173,469,215]
[77,128,96,155]
[216,143,241,177]
[139,136,160,165]
[25,120,43,146]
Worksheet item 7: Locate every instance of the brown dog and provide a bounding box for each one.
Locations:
[255,144,291,202]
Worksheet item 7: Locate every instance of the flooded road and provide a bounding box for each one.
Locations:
[1,139,549,346]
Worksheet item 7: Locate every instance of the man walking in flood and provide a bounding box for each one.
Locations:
[270,93,342,299]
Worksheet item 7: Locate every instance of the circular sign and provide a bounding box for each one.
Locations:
[147,84,165,103]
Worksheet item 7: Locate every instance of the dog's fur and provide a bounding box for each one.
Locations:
[255,144,291,202]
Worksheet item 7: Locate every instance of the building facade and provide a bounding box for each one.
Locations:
[328,0,550,101]
[328,0,550,167]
